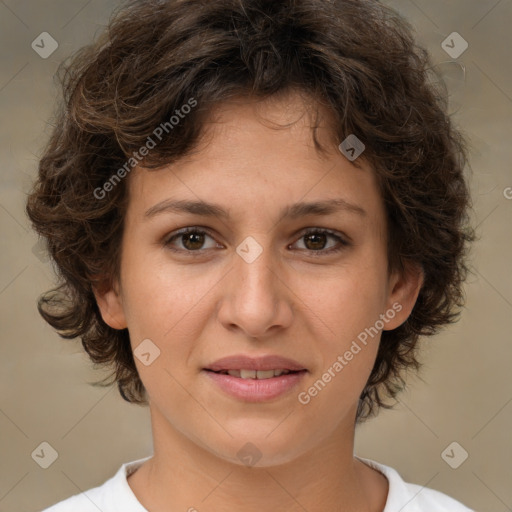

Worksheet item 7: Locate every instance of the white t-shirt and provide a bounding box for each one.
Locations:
[40,455,475,511]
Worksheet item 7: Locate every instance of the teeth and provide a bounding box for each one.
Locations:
[225,369,291,379]
[240,369,257,379]
[255,370,275,379]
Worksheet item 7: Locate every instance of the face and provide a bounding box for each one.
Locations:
[95,91,422,467]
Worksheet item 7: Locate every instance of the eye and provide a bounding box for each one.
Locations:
[290,228,350,256]
[164,227,221,255]
[163,227,350,257]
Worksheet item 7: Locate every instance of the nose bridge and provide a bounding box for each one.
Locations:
[219,234,290,337]
[234,234,279,303]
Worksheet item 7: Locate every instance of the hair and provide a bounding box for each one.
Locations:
[26,0,474,423]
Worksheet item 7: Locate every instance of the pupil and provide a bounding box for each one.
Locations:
[184,232,204,250]
[306,233,326,250]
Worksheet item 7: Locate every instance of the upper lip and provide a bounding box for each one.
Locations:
[205,354,307,372]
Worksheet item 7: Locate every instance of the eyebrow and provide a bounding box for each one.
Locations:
[144,197,367,221]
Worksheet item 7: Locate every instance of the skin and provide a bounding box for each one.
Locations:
[94,90,423,512]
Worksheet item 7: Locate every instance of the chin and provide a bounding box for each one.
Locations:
[203,430,310,469]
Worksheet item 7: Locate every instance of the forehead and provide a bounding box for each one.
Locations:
[125,91,384,228]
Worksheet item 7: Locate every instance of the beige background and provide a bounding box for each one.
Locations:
[0,1,511,511]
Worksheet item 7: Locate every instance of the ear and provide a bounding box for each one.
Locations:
[92,277,128,330]
[383,262,424,331]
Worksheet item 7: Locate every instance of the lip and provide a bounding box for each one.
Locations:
[203,354,308,402]
[204,354,307,372]
[203,369,308,402]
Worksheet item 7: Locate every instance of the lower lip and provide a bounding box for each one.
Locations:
[203,370,307,402]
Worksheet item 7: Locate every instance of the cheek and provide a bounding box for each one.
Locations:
[119,252,223,381]
[297,253,388,346]
[295,267,384,420]
[290,257,388,411]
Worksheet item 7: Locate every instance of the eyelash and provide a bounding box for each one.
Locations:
[163,227,350,258]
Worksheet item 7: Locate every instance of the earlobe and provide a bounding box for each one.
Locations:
[92,279,127,330]
[384,263,424,331]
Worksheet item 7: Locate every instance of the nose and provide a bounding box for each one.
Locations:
[216,239,293,339]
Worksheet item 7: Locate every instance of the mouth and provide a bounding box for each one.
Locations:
[204,368,307,379]
[203,368,308,403]
[204,354,307,373]
[202,354,308,401]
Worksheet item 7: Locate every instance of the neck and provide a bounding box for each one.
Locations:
[127,404,388,512]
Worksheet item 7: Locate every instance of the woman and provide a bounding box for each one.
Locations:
[27,0,475,510]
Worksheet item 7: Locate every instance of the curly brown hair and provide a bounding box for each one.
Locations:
[25,0,474,423]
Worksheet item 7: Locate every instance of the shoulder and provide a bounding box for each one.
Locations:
[40,491,103,512]
[39,481,112,512]
[402,481,475,511]
[39,456,152,512]
[355,456,475,512]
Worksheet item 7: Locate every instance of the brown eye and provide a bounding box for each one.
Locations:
[303,232,329,250]
[163,227,349,258]
[181,231,206,250]
[292,229,350,256]
[164,228,219,254]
